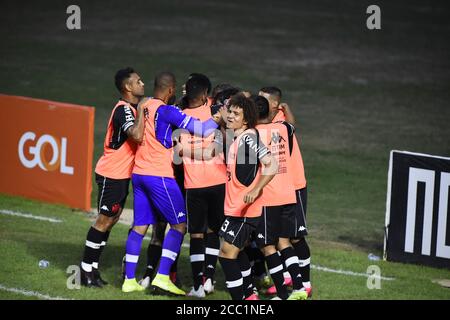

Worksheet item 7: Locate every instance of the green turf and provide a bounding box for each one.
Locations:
[1,0,450,299]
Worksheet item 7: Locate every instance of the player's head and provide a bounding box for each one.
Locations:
[259,86,282,117]
[213,87,240,106]
[226,94,258,130]
[182,73,211,96]
[154,71,176,104]
[115,67,145,97]
[212,83,235,98]
[251,94,270,121]
[185,75,211,105]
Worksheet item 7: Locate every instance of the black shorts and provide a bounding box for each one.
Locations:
[218,216,260,250]
[186,184,225,234]
[96,173,130,217]
[290,187,308,238]
[255,204,296,247]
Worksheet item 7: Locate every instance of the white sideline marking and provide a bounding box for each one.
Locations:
[0,284,71,300]
[312,264,395,281]
[0,209,62,223]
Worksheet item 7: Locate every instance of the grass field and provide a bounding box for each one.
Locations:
[1,0,450,300]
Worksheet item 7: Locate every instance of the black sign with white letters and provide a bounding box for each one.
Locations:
[385,151,450,269]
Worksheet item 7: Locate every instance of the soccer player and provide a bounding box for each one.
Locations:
[122,72,223,295]
[177,75,227,297]
[253,95,307,300]
[259,87,312,298]
[215,94,278,300]
[80,67,145,287]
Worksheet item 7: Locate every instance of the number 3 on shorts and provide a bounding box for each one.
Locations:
[221,219,230,232]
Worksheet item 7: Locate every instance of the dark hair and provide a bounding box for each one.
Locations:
[115,67,135,93]
[154,71,176,91]
[229,94,258,129]
[213,87,240,106]
[187,73,211,95]
[259,86,282,99]
[212,83,234,98]
[250,94,269,119]
[185,75,211,102]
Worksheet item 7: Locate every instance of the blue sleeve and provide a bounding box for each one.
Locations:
[158,104,218,137]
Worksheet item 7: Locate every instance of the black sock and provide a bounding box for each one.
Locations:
[293,238,311,283]
[219,257,244,300]
[93,230,110,270]
[280,247,303,290]
[190,238,205,289]
[265,252,289,299]
[237,251,254,298]
[247,245,267,278]
[144,244,162,278]
[204,233,220,280]
[81,227,105,272]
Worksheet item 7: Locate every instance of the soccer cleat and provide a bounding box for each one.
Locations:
[265,284,277,295]
[203,278,215,294]
[151,273,186,296]
[122,278,145,293]
[287,289,308,300]
[284,276,293,287]
[92,269,108,286]
[80,266,103,288]
[245,293,260,300]
[305,286,313,298]
[187,285,206,298]
[265,276,292,295]
[139,276,151,289]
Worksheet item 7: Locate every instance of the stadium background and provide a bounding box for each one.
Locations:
[0,0,449,299]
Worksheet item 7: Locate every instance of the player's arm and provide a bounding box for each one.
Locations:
[239,134,278,204]
[126,98,147,143]
[244,152,278,204]
[158,104,222,137]
[279,102,296,125]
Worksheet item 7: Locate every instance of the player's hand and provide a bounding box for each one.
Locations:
[278,102,290,111]
[244,188,262,204]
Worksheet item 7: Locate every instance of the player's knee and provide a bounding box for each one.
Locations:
[171,223,186,235]
[133,225,149,235]
[262,245,277,256]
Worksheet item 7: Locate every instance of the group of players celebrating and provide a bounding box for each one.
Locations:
[79,68,312,300]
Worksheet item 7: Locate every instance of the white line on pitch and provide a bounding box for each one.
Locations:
[0,284,71,300]
[0,209,62,223]
[312,264,395,280]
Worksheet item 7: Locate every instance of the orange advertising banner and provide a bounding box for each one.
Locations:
[0,94,95,211]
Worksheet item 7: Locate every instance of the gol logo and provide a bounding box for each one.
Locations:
[18,132,74,175]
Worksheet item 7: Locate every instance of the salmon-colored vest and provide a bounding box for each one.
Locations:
[224,129,264,218]
[271,113,307,190]
[180,101,226,189]
[256,122,296,206]
[95,101,137,179]
[133,98,175,178]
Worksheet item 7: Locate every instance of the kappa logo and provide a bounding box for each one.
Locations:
[177,212,185,218]
[298,226,306,231]
[101,205,109,212]
[257,233,265,239]
[227,230,235,237]
[269,131,286,145]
